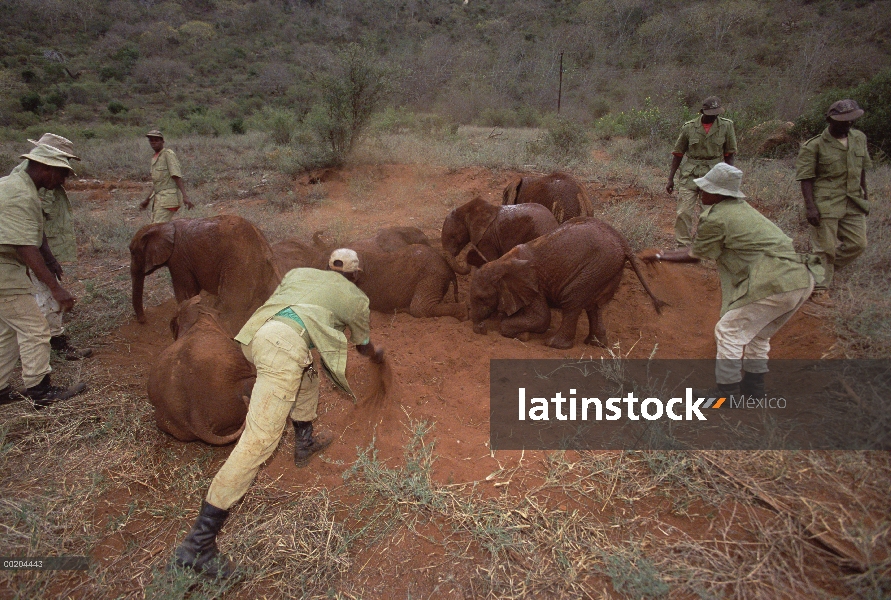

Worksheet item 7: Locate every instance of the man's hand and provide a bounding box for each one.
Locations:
[51,286,76,312]
[806,205,821,227]
[140,197,150,210]
[184,197,194,210]
[640,249,660,263]
[357,342,385,363]
[666,180,674,194]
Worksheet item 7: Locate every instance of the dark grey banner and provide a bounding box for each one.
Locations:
[0,556,89,570]
[489,360,891,450]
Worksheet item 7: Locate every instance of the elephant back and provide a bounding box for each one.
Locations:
[510,172,593,224]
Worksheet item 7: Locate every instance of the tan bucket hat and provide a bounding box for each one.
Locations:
[21,144,76,174]
[27,133,80,161]
[329,248,361,273]
[693,163,745,198]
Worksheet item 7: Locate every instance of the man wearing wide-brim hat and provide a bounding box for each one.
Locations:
[795,99,873,306]
[10,134,92,361]
[667,96,738,247]
[0,144,87,409]
[139,130,193,223]
[644,163,821,399]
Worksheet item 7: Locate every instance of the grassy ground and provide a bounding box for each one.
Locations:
[0,128,888,598]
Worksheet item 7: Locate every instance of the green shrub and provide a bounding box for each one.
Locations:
[20,92,41,113]
[527,116,590,163]
[107,100,127,114]
[231,118,246,134]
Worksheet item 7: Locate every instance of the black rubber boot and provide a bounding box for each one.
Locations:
[740,372,766,399]
[50,335,93,361]
[23,375,87,409]
[691,381,740,400]
[293,420,333,468]
[0,386,18,406]
[173,500,236,578]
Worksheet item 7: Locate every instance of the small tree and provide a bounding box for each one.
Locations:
[307,43,395,163]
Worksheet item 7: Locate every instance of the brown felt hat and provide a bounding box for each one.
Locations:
[826,99,864,121]
[700,96,725,116]
[146,129,164,139]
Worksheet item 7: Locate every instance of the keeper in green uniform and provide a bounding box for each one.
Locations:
[0,145,87,408]
[139,130,193,223]
[667,96,738,247]
[172,249,385,579]
[10,134,92,361]
[646,163,821,398]
[795,99,872,302]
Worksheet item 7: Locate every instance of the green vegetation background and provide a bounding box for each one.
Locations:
[1,0,890,159]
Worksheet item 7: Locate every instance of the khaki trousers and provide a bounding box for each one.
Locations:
[206,320,318,510]
[675,187,701,247]
[713,276,814,385]
[29,273,64,337]
[809,200,867,289]
[0,294,52,389]
[151,204,177,223]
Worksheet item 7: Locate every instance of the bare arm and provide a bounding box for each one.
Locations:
[15,245,75,311]
[642,247,700,263]
[666,154,682,194]
[38,234,63,280]
[800,179,820,227]
[724,153,735,166]
[172,176,192,209]
[861,170,868,202]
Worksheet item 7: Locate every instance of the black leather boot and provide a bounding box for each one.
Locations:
[293,420,333,468]
[173,500,236,578]
[50,335,93,361]
[23,375,87,409]
[740,372,766,399]
[0,386,17,406]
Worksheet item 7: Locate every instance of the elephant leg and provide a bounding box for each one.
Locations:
[547,308,582,349]
[583,306,608,348]
[500,299,550,339]
[170,268,201,303]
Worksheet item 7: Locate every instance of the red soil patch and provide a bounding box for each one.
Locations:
[90,163,838,594]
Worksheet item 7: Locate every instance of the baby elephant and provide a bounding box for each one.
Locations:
[469,217,666,349]
[147,296,255,445]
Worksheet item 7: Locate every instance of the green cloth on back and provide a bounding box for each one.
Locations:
[0,170,44,295]
[150,148,183,210]
[236,268,371,396]
[672,115,738,191]
[691,199,818,316]
[794,127,872,218]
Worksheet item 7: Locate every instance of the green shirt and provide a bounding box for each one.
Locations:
[794,127,872,217]
[235,268,371,396]
[691,199,816,316]
[0,170,44,296]
[11,160,77,262]
[672,116,738,190]
[150,148,183,210]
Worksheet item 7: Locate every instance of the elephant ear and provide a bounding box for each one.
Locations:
[502,177,523,205]
[141,224,175,272]
[496,259,539,317]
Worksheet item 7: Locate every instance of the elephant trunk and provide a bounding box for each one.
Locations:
[131,256,147,323]
[441,249,471,276]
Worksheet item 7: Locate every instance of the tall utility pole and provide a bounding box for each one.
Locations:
[557,51,564,114]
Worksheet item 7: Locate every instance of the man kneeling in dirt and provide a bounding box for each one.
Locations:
[173,249,385,578]
[644,163,821,398]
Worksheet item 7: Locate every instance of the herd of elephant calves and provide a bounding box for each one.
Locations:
[132,172,666,444]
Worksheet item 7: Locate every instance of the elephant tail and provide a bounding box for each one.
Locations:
[198,419,246,446]
[627,253,669,314]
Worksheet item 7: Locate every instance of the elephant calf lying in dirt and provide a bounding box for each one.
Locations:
[274,228,466,320]
[469,217,666,349]
[147,295,255,445]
